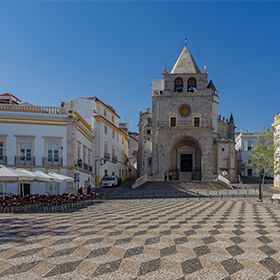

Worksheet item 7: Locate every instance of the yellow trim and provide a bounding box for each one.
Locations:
[0,120,66,126]
[94,115,129,141]
[76,123,94,142]
[96,99,120,119]
[0,116,67,122]
[271,187,280,191]
[74,112,92,131]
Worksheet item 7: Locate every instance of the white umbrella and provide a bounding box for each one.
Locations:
[0,165,35,198]
[0,165,19,182]
[14,169,36,182]
[48,172,74,183]
[33,170,54,182]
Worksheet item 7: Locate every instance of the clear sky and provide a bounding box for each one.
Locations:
[0,1,279,132]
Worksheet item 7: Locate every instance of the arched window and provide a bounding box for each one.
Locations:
[187,78,197,92]
[174,77,184,92]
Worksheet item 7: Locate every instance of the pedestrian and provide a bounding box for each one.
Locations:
[164,170,168,181]
[168,172,172,181]
[87,184,91,195]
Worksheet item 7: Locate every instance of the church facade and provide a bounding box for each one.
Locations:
[138,46,237,182]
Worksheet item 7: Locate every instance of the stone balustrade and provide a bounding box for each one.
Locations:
[0,104,67,115]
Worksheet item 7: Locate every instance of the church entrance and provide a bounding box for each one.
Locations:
[180,154,192,172]
[169,137,201,181]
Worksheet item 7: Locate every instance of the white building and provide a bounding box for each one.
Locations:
[235,132,261,177]
[128,132,139,178]
[0,97,94,195]
[63,97,129,187]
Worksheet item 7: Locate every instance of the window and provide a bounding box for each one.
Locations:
[248,141,253,150]
[194,117,200,127]
[148,158,152,166]
[247,169,253,176]
[47,143,60,162]
[19,142,32,161]
[104,143,108,154]
[170,117,176,127]
[104,125,108,134]
[77,142,81,159]
[0,142,3,160]
[83,146,86,162]
[112,130,115,139]
[187,78,197,92]
[88,150,91,166]
[103,109,107,117]
[112,146,116,161]
[174,77,184,92]
[146,129,151,135]
[112,115,115,123]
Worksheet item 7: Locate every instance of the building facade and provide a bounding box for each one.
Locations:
[128,131,139,178]
[273,115,280,187]
[235,132,261,177]
[0,100,94,195]
[63,97,129,187]
[138,46,237,182]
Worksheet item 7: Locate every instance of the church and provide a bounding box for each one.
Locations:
[138,45,237,182]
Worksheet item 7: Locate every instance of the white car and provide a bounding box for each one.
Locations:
[101,176,119,188]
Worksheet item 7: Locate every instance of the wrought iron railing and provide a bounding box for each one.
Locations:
[104,152,110,160]
[43,157,63,167]
[0,156,7,165]
[15,156,35,166]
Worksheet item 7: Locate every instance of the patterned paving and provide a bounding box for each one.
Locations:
[1,199,280,279]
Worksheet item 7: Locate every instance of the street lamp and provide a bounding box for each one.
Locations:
[259,170,264,202]
[94,157,106,187]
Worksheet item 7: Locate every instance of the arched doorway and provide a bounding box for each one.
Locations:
[169,137,202,181]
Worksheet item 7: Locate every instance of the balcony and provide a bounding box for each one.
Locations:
[0,156,7,165]
[83,163,88,170]
[104,152,110,160]
[77,159,83,168]
[15,156,35,166]
[43,157,63,167]
[112,155,118,163]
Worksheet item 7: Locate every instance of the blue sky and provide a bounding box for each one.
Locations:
[0,1,280,132]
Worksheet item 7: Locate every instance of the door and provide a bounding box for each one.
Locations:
[180,154,192,172]
[20,183,30,197]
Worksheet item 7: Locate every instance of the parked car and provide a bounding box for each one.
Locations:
[101,176,119,188]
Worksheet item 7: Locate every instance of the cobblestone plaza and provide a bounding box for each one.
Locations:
[1,199,280,279]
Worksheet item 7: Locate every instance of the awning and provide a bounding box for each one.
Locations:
[0,165,19,182]
[48,172,74,183]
